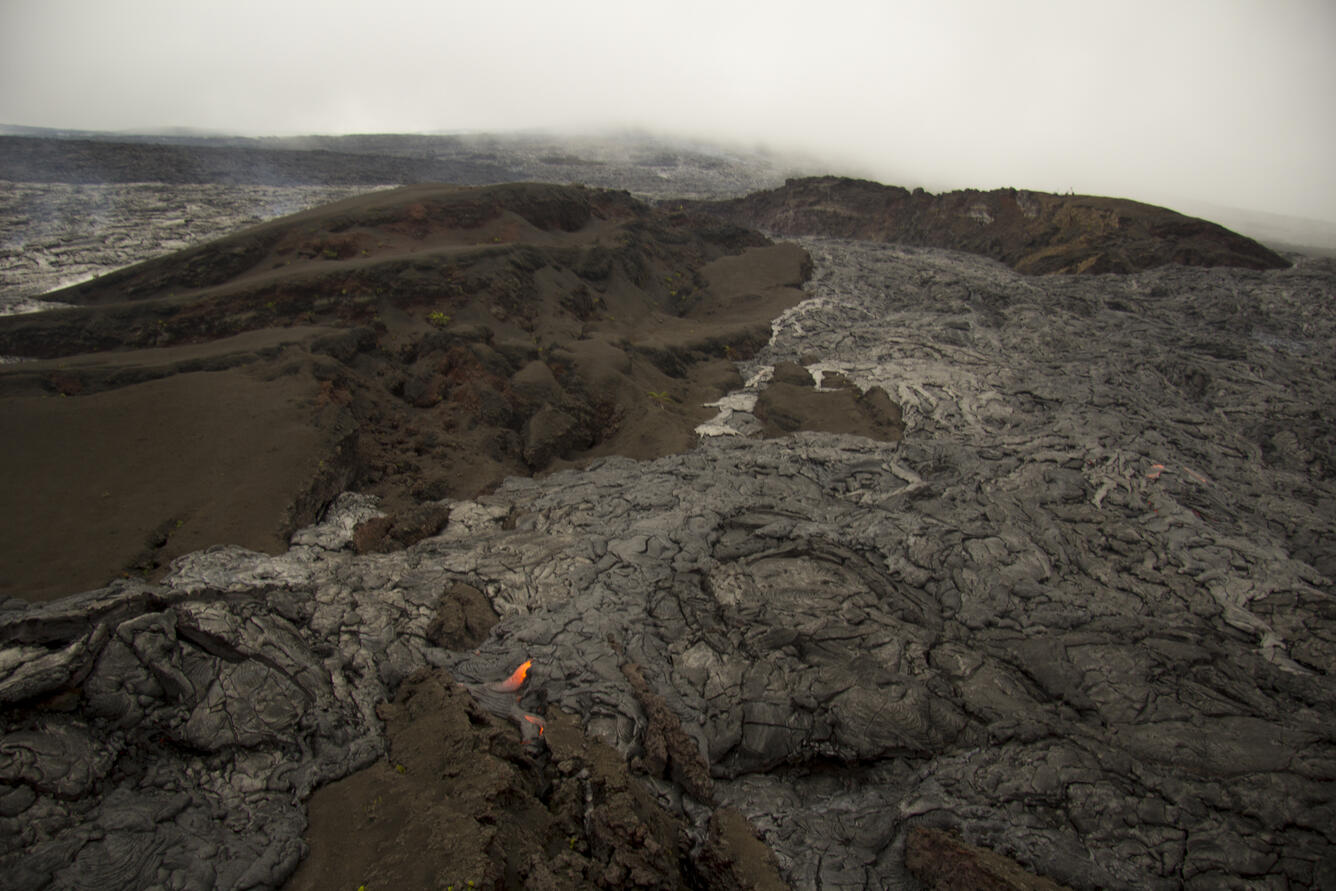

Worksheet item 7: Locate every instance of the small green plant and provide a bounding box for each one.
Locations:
[394,763,407,774]
[648,390,674,409]
[427,311,450,328]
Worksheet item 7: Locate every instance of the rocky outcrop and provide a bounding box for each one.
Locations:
[684,175,1291,274]
[2,236,1333,888]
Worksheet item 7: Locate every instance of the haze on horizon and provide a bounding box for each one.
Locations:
[2,0,1334,226]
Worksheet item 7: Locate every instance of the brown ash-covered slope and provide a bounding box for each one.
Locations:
[683,175,1290,274]
[0,182,809,600]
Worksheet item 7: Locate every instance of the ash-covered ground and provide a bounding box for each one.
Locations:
[1,132,1334,889]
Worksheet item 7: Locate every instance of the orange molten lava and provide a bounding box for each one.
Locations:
[496,660,532,692]
[523,714,545,735]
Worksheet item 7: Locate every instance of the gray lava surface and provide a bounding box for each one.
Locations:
[3,236,1335,888]
[0,182,377,309]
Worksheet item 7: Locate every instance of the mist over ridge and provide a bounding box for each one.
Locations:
[2,0,1334,226]
[4,121,1333,260]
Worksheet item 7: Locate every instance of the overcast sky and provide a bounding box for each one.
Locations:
[2,0,1333,223]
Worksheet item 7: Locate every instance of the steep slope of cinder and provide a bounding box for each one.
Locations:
[684,175,1291,274]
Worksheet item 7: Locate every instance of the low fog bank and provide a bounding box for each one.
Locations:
[1161,196,1336,260]
[5,0,1333,230]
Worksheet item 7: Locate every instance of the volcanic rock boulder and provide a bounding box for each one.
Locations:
[684,175,1290,274]
[351,502,451,553]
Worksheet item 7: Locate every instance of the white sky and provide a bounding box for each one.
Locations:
[2,0,1334,223]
